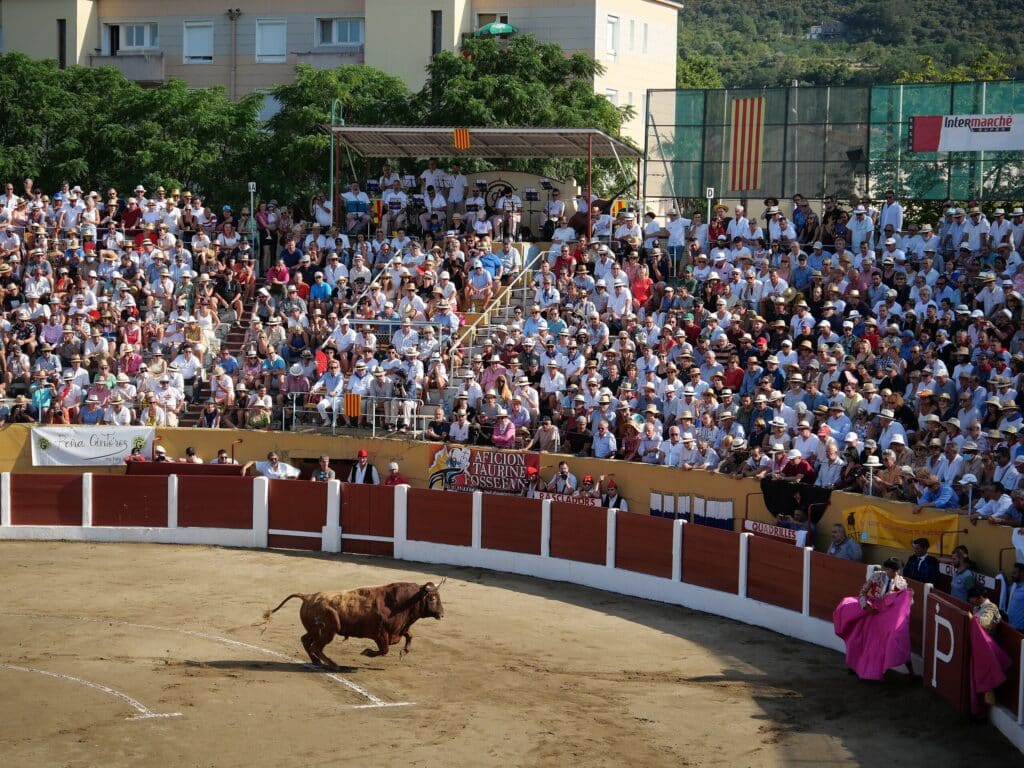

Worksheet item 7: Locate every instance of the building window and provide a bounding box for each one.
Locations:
[255,18,286,63]
[477,12,510,26]
[642,23,648,54]
[57,19,67,68]
[629,19,635,51]
[317,18,364,46]
[605,16,619,61]
[183,20,214,63]
[431,11,443,57]
[122,23,159,50]
[604,88,619,107]
[256,91,283,124]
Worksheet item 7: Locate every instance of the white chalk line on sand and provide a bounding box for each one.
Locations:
[0,613,413,710]
[0,663,183,721]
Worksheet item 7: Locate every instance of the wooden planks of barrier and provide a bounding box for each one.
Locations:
[481,495,542,555]
[267,480,327,552]
[549,503,607,565]
[615,512,674,578]
[808,552,868,621]
[268,480,327,533]
[177,476,254,528]
[10,474,83,525]
[682,524,740,594]
[406,488,472,546]
[341,483,395,555]
[746,536,803,612]
[92,475,168,527]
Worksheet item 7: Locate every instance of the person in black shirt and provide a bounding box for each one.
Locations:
[903,538,938,584]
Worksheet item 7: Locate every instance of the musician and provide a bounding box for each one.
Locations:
[419,158,445,194]
[445,163,468,220]
[490,187,522,240]
[378,163,400,191]
[342,182,371,235]
[419,185,447,233]
[551,217,577,245]
[380,179,408,236]
[464,185,487,227]
[541,189,566,241]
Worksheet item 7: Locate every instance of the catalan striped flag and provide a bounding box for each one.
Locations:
[453,127,471,151]
[729,97,765,192]
[344,393,363,419]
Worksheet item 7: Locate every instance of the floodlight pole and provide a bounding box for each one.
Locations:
[587,133,593,239]
[329,99,344,229]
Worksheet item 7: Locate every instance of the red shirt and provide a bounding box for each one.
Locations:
[383,473,408,486]
[782,459,815,483]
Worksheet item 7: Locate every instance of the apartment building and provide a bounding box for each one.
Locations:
[0,0,679,141]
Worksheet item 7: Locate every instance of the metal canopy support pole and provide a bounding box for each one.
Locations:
[636,157,641,210]
[587,133,593,238]
[329,99,344,230]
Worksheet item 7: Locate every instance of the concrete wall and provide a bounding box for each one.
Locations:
[366,0,469,92]
[2,0,97,66]
[594,0,677,143]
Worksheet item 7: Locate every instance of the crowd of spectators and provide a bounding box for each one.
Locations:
[431,192,1024,524]
[3,173,1024,521]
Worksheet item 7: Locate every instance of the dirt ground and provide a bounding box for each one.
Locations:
[1,542,1022,768]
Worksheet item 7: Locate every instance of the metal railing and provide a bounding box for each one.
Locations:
[457,246,546,350]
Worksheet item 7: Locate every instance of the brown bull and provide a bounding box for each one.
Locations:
[262,580,445,668]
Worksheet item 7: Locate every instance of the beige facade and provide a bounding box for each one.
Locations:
[0,0,678,139]
[1,0,98,67]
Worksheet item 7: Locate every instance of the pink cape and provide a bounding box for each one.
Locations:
[968,617,1012,715]
[833,589,912,680]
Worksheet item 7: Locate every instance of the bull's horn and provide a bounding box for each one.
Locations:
[436,576,447,589]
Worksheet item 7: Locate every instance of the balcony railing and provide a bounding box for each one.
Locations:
[89,52,166,84]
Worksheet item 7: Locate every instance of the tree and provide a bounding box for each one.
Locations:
[260,64,414,204]
[676,55,724,89]
[0,52,262,204]
[414,35,630,191]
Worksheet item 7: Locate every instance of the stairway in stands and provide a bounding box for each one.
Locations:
[178,295,254,427]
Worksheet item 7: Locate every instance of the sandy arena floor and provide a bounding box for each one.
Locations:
[1,541,1022,767]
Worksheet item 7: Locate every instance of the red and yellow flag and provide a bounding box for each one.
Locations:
[729,97,765,192]
[344,393,363,419]
[453,128,471,151]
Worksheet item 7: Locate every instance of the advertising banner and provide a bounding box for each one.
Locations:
[536,491,602,507]
[426,444,539,494]
[31,426,155,466]
[909,113,1024,152]
[847,504,961,554]
[742,518,808,547]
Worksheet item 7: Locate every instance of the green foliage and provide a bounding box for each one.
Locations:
[1,35,634,204]
[414,36,630,190]
[678,0,1023,88]
[677,55,724,89]
[0,52,262,205]
[261,64,414,199]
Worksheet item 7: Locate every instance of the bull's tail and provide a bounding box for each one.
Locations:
[257,593,309,634]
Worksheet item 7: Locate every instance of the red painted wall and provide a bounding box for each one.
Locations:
[11,474,83,525]
[407,488,472,546]
[615,512,674,578]
[746,536,803,612]
[178,476,253,528]
[92,475,168,527]
[550,503,607,565]
[481,495,542,555]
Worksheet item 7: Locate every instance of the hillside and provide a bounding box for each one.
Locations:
[678,0,1024,88]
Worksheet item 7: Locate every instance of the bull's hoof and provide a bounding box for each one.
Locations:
[361,648,378,657]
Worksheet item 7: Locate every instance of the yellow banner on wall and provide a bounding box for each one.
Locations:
[846,504,962,555]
